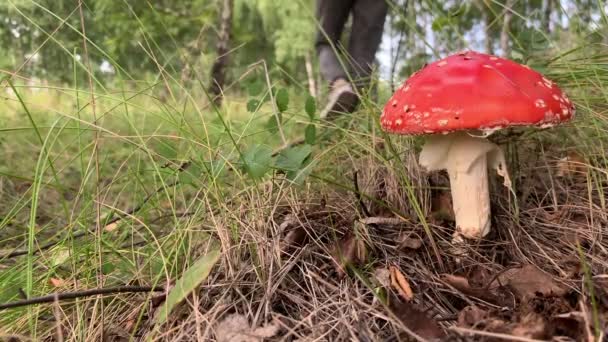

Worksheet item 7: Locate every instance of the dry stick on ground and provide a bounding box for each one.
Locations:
[0,286,165,311]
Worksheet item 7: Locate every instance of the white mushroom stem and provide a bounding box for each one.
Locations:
[419,132,512,241]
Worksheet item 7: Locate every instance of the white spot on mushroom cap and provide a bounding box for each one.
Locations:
[403,104,409,112]
[535,99,546,108]
[423,112,430,118]
[552,94,560,101]
[438,119,448,126]
[391,100,398,107]
[402,85,410,93]
[395,119,403,125]
[489,56,498,61]
[437,61,448,67]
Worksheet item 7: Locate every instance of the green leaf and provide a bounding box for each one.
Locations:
[275,144,312,172]
[305,124,316,145]
[275,88,289,112]
[431,17,450,32]
[154,244,221,326]
[287,159,316,185]
[246,99,260,113]
[266,116,279,134]
[242,144,273,179]
[305,95,316,119]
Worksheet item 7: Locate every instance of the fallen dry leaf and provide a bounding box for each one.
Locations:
[441,274,501,304]
[389,265,414,301]
[441,274,472,293]
[104,222,119,232]
[390,299,445,340]
[49,278,66,288]
[457,305,488,327]
[214,313,280,342]
[397,234,423,250]
[374,268,391,288]
[330,231,367,277]
[495,265,567,300]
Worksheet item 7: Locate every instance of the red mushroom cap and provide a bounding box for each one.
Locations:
[381,50,575,135]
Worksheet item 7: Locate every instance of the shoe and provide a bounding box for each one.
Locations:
[319,78,359,120]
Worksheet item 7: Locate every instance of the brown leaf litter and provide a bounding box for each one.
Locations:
[214,313,280,342]
[330,230,367,277]
[389,264,414,301]
[125,147,607,341]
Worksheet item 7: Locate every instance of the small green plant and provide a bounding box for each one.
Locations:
[241,89,318,184]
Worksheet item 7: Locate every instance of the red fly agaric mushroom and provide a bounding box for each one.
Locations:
[381,50,574,243]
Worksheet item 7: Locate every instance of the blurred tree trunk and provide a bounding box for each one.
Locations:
[542,0,553,33]
[304,51,317,97]
[208,0,234,106]
[500,0,516,57]
[477,0,494,54]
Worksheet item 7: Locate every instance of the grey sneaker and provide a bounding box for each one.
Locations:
[319,78,359,120]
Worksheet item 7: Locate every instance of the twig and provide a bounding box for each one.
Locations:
[359,217,404,225]
[0,285,164,311]
[353,171,371,217]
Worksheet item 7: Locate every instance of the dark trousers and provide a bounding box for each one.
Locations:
[315,0,388,88]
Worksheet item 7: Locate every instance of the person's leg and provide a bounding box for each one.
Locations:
[348,0,388,90]
[315,0,361,119]
[315,0,354,83]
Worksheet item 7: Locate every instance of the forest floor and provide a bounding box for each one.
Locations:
[139,128,608,341]
[0,62,607,341]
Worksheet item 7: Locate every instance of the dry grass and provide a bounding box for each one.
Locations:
[101,134,606,341]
